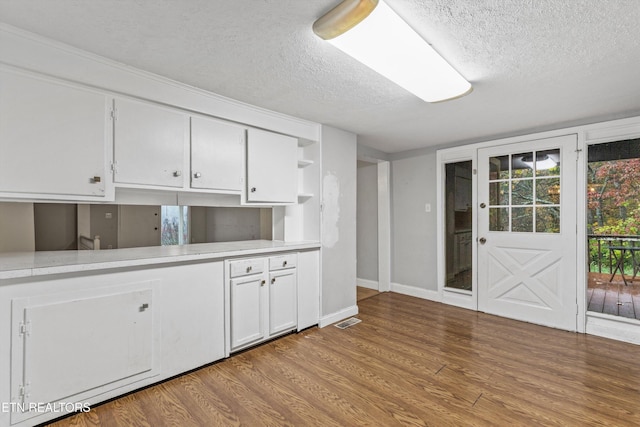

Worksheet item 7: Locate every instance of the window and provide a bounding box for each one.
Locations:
[160,206,189,246]
[488,149,561,233]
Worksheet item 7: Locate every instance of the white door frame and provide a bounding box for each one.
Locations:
[356,156,391,293]
[581,118,640,343]
[436,146,478,310]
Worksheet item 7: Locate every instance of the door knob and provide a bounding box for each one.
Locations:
[480,203,486,208]
[479,237,487,244]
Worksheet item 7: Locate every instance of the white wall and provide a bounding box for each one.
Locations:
[118,205,161,249]
[321,125,357,324]
[391,151,439,291]
[357,161,378,282]
[90,204,119,249]
[204,207,261,242]
[33,203,77,251]
[0,202,34,252]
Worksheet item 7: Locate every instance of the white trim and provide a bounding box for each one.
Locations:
[377,161,392,292]
[356,278,379,290]
[0,24,321,142]
[575,132,588,333]
[435,147,478,311]
[318,305,359,328]
[442,289,475,310]
[586,312,640,345]
[390,283,441,302]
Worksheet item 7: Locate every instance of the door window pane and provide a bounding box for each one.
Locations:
[487,149,561,234]
[489,181,509,205]
[536,207,560,233]
[535,149,560,177]
[512,179,534,205]
[536,178,560,205]
[490,156,509,180]
[512,152,534,178]
[445,161,473,291]
[490,207,509,231]
[512,207,533,232]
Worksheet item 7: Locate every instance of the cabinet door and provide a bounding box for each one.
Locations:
[0,68,109,198]
[269,269,297,335]
[230,274,265,350]
[246,128,298,203]
[113,98,188,188]
[191,116,244,192]
[12,288,153,422]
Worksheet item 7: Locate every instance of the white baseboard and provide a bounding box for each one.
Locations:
[319,305,359,328]
[586,312,640,345]
[391,282,441,302]
[356,278,379,290]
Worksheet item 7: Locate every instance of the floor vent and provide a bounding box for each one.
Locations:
[334,317,361,329]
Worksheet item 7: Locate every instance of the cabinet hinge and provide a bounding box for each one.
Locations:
[110,108,118,121]
[18,321,31,337]
[111,162,119,174]
[18,382,31,402]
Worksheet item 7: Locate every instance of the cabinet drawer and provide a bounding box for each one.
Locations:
[230,259,264,278]
[269,254,297,271]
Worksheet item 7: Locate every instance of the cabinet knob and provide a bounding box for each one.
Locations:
[271,278,276,284]
[139,303,149,312]
[251,187,257,193]
[90,176,101,183]
[246,266,252,273]
[194,172,202,178]
[261,280,265,286]
[173,170,182,177]
[283,261,288,267]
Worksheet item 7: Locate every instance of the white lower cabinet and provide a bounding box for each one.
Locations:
[228,253,297,352]
[4,262,224,427]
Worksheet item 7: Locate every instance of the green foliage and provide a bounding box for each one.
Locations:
[588,158,640,274]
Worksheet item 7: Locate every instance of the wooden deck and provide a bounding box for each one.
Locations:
[588,272,640,320]
[48,292,640,427]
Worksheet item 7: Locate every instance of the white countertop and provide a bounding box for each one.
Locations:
[0,240,320,280]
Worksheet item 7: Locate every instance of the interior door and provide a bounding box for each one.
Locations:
[477,135,578,331]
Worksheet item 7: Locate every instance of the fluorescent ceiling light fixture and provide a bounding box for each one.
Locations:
[313,0,472,103]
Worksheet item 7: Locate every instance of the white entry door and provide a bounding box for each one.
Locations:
[477,135,578,331]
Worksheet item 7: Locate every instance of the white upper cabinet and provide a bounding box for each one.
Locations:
[0,68,110,199]
[113,98,188,188]
[191,116,244,192]
[246,128,298,204]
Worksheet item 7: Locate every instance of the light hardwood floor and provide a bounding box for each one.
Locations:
[48,292,640,426]
[356,286,379,301]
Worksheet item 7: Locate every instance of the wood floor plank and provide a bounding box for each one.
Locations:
[47,292,640,426]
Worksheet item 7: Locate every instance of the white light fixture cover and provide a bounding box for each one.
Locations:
[522,155,558,171]
[313,0,472,102]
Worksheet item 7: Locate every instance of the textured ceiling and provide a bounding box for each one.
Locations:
[1,0,640,153]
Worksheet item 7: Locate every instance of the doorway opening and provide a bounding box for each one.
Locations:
[587,138,640,320]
